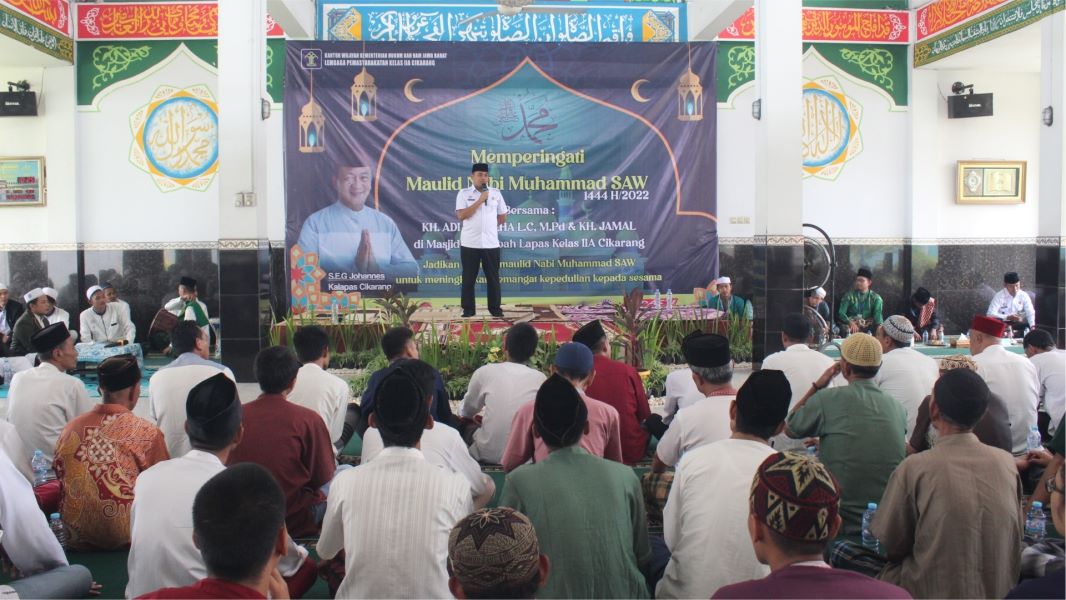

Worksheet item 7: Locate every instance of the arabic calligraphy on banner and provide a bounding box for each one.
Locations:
[0,3,72,61]
[129,85,219,192]
[4,0,69,35]
[75,2,285,39]
[320,2,684,42]
[914,0,1064,66]
[916,0,1008,40]
[718,7,909,43]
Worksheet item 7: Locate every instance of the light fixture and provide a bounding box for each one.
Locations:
[951,81,974,96]
[261,98,271,120]
[751,98,761,120]
[1043,106,1054,127]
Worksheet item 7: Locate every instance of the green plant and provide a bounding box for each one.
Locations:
[374,290,420,328]
[644,358,669,397]
[723,315,753,362]
[612,288,646,368]
[530,326,559,375]
[445,374,471,401]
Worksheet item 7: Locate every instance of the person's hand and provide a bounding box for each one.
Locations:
[355,230,380,273]
[1006,314,1020,322]
[478,189,489,204]
[267,568,289,599]
[89,582,103,597]
[804,438,820,451]
[1027,447,1053,467]
[848,320,861,334]
[815,363,841,390]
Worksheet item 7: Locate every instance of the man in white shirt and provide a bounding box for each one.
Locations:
[656,370,792,598]
[288,325,350,447]
[0,281,24,355]
[78,285,135,345]
[661,367,700,425]
[455,162,508,318]
[460,322,546,463]
[102,281,135,341]
[127,373,312,598]
[318,366,473,599]
[40,287,71,330]
[164,276,210,341]
[970,315,1040,455]
[874,315,939,436]
[361,359,494,508]
[987,271,1036,337]
[1024,329,1065,436]
[762,314,837,451]
[147,321,234,456]
[653,332,736,471]
[6,323,94,479]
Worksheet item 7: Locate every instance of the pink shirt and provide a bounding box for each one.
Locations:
[501,392,624,472]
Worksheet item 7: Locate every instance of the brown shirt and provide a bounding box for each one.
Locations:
[908,393,1012,454]
[872,432,1023,599]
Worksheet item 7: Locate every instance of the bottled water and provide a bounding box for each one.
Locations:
[31,449,50,486]
[1025,502,1047,542]
[1027,426,1044,453]
[1,358,11,385]
[921,330,929,345]
[665,289,673,310]
[49,513,67,548]
[653,289,661,310]
[861,503,880,551]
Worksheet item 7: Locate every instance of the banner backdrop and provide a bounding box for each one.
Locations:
[285,41,717,309]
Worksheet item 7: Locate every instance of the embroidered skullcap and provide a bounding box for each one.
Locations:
[682,331,731,368]
[23,288,43,303]
[840,332,881,367]
[913,287,931,305]
[98,355,140,392]
[750,452,841,542]
[85,285,104,302]
[31,322,70,354]
[1004,272,1020,284]
[939,354,977,372]
[533,374,587,449]
[471,162,489,173]
[716,276,732,285]
[186,373,242,448]
[448,508,540,596]
[970,315,1006,338]
[856,267,873,280]
[882,315,914,344]
[42,287,58,301]
[179,276,197,289]
[554,342,593,373]
[572,320,606,349]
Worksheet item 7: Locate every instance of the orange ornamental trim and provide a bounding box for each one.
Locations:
[718,7,909,44]
[915,0,1008,40]
[3,0,70,35]
[75,2,284,40]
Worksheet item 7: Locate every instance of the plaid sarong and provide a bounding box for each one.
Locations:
[641,471,674,526]
[826,539,887,579]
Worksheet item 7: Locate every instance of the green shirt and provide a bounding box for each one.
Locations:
[787,379,906,537]
[708,294,753,320]
[500,445,651,599]
[837,290,884,327]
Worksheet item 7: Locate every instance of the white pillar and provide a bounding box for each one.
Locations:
[1039,12,1065,241]
[907,68,941,243]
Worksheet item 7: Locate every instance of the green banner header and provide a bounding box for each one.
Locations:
[0,3,73,62]
[915,0,1064,67]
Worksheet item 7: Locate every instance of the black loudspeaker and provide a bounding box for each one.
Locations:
[948,93,993,118]
[0,92,37,116]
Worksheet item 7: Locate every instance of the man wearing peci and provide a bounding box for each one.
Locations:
[456,162,508,318]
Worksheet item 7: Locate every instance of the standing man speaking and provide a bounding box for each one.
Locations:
[455,163,508,318]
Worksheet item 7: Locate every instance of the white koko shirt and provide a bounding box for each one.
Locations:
[455,185,508,249]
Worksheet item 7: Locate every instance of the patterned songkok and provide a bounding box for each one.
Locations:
[750,452,841,542]
[448,508,540,596]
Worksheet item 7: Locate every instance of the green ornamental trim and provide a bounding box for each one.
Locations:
[91,45,152,90]
[839,48,894,92]
[914,0,1064,67]
[0,3,73,62]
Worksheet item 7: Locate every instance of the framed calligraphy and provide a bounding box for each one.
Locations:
[0,157,46,207]
[956,160,1026,205]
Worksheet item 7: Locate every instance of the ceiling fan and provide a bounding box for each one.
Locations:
[458,0,588,26]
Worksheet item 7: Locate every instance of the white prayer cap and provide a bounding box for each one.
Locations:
[0,282,7,291]
[24,288,44,303]
[882,315,915,344]
[716,276,732,285]
[42,287,58,300]
[85,285,104,302]
[814,287,827,299]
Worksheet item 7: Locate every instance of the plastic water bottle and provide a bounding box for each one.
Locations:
[1027,426,1043,453]
[654,289,661,310]
[1,358,11,385]
[49,513,67,548]
[31,449,50,486]
[665,289,673,310]
[921,330,929,345]
[1025,502,1047,542]
[861,503,880,551]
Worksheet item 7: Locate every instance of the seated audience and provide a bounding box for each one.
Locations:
[139,463,292,599]
[0,281,23,355]
[761,314,835,452]
[574,319,651,464]
[102,281,134,339]
[164,276,210,342]
[500,375,650,598]
[834,369,1023,599]
[1031,416,1065,511]
[0,417,32,482]
[653,332,736,471]
[447,507,550,600]
[288,326,351,447]
[785,333,906,536]
[460,322,545,463]
[706,277,753,320]
[837,268,883,334]
[908,355,1012,454]
[127,373,313,598]
[712,452,910,599]
[970,315,1040,455]
[660,365,698,427]
[357,326,456,436]
[54,355,169,550]
[897,287,939,340]
[805,286,832,329]
[318,365,473,598]
[360,359,495,508]
[9,287,51,354]
[227,346,335,538]
[1025,329,1064,437]
[6,323,94,480]
[148,321,234,457]
[656,370,792,598]
[874,315,938,435]
[41,288,71,330]
[1007,461,1065,599]
[987,271,1036,336]
[78,284,135,345]
[502,342,623,471]
[0,446,94,599]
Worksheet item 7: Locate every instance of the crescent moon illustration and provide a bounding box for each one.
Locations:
[631,79,651,103]
[404,78,424,103]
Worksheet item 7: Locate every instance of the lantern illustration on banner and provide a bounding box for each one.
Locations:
[298,74,325,153]
[677,68,703,121]
[350,67,377,122]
